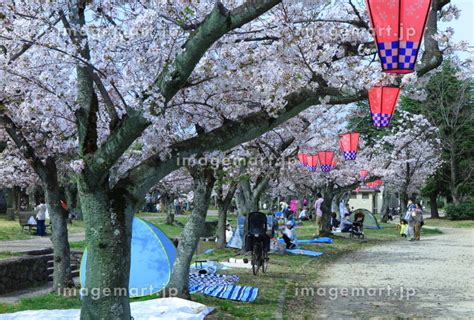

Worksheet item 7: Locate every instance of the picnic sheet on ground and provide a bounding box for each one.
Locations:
[0,298,214,320]
[189,274,258,302]
[277,237,333,244]
[286,249,324,257]
[220,261,252,269]
[190,261,224,274]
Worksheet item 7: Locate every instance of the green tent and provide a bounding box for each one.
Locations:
[353,208,382,229]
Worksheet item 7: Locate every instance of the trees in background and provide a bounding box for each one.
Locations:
[401,62,474,205]
[376,112,441,214]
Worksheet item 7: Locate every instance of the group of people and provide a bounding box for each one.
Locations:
[279,193,325,249]
[273,195,426,249]
[399,198,424,241]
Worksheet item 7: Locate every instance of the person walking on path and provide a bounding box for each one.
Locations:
[34,199,47,236]
[313,193,324,238]
[413,202,424,240]
[404,198,417,241]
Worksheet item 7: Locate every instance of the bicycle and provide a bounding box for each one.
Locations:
[251,235,269,275]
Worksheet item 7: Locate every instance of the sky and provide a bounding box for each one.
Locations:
[440,0,474,56]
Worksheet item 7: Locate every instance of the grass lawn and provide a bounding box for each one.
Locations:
[0,218,34,241]
[423,217,474,228]
[0,217,86,241]
[0,251,22,260]
[0,217,445,317]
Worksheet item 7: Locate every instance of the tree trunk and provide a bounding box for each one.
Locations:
[429,192,440,219]
[43,161,74,291]
[400,187,409,216]
[5,188,14,208]
[5,188,15,220]
[320,188,334,236]
[168,167,216,298]
[216,206,227,249]
[79,177,133,320]
[164,196,174,225]
[381,188,390,222]
[449,149,460,205]
[216,183,237,249]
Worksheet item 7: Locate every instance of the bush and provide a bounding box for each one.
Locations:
[436,199,445,209]
[445,198,474,220]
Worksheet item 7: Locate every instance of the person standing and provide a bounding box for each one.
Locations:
[413,202,424,241]
[174,198,181,215]
[314,193,324,238]
[404,198,417,241]
[34,199,47,236]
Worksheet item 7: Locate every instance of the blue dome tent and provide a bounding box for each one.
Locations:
[80,218,176,297]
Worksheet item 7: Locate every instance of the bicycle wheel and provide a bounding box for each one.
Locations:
[262,249,269,273]
[252,243,261,275]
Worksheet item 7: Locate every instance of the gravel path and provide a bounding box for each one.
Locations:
[314,227,474,319]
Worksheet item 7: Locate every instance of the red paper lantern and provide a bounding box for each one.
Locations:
[330,158,337,169]
[298,153,318,172]
[317,151,335,173]
[359,170,369,181]
[366,0,432,74]
[307,155,319,172]
[339,133,360,160]
[369,86,400,128]
[297,153,308,167]
[366,179,383,189]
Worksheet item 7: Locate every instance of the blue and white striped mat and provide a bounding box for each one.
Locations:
[189,274,259,302]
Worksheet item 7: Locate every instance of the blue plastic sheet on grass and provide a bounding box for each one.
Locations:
[277,237,333,244]
[286,249,324,257]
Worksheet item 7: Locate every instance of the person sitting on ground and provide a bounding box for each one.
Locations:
[330,212,340,230]
[298,207,309,221]
[282,220,297,249]
[285,208,295,221]
[225,222,233,243]
[340,212,354,233]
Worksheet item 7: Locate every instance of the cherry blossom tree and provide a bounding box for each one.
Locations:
[0,0,455,317]
[377,111,442,213]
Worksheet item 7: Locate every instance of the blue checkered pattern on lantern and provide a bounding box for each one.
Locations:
[399,41,418,70]
[320,165,332,172]
[378,41,418,71]
[377,41,399,70]
[371,113,392,127]
[343,151,357,160]
[309,166,317,172]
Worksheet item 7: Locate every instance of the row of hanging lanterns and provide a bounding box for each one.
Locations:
[297,151,336,173]
[296,1,432,182]
[366,179,384,190]
[296,132,359,174]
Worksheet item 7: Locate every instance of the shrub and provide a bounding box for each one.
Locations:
[445,198,474,220]
[436,199,445,209]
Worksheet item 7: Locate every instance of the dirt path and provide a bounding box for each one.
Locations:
[0,233,84,253]
[314,227,474,319]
